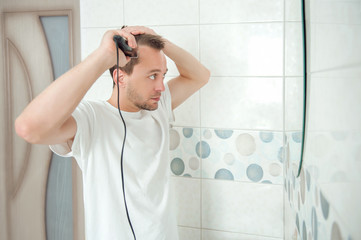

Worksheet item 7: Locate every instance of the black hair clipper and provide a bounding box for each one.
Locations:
[113,35,138,58]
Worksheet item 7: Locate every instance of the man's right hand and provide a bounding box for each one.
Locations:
[98,28,138,69]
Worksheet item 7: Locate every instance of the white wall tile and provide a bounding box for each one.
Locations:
[83,75,113,101]
[80,0,124,28]
[172,177,201,228]
[202,179,283,237]
[311,24,361,73]
[200,23,283,76]
[201,77,283,130]
[283,189,297,240]
[178,227,201,240]
[285,77,304,131]
[173,91,200,127]
[200,0,283,24]
[152,25,200,77]
[81,27,114,78]
[124,0,198,26]
[285,22,303,76]
[308,77,361,132]
[285,0,302,21]
[202,229,283,240]
[313,0,361,24]
[81,27,110,60]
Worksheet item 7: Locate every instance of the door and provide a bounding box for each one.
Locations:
[0,9,84,240]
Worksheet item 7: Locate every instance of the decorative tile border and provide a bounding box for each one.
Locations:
[169,127,201,178]
[284,133,353,240]
[169,127,283,184]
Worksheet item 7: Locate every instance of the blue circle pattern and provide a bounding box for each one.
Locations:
[292,132,302,143]
[320,191,329,220]
[214,130,233,139]
[171,130,284,184]
[278,147,284,163]
[183,128,193,138]
[196,141,211,158]
[171,158,185,176]
[246,164,263,182]
[259,132,274,143]
[215,169,234,180]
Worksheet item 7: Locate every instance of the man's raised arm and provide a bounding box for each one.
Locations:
[15,29,133,145]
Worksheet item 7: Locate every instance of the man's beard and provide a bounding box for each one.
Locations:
[126,83,159,111]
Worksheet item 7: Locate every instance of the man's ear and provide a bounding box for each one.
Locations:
[112,68,125,87]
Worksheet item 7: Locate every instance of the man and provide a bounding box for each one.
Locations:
[15,26,210,239]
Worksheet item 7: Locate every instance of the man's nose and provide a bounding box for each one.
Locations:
[155,80,165,92]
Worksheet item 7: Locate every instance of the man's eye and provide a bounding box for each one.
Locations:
[149,74,156,80]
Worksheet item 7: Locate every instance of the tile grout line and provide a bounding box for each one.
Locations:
[198,0,203,238]
[282,0,287,239]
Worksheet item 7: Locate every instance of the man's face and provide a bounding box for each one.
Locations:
[124,46,167,111]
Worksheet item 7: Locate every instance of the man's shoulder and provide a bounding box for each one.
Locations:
[76,100,108,112]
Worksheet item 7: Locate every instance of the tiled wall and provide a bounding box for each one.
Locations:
[80,0,304,239]
[284,0,361,239]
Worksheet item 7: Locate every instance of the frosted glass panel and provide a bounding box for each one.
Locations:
[40,15,73,240]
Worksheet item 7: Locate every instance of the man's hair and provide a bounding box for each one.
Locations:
[109,34,165,87]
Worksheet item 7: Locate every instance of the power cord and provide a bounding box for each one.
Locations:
[115,40,137,240]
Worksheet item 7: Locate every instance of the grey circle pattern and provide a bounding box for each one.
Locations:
[331,222,342,240]
[269,163,281,176]
[312,207,318,240]
[203,129,212,139]
[189,157,199,170]
[236,133,256,156]
[169,129,180,150]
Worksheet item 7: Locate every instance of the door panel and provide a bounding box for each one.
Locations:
[3,11,75,240]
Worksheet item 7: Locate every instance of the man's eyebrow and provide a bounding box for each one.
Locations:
[147,68,168,74]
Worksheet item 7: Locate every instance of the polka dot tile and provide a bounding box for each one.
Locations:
[169,127,201,178]
[284,133,352,240]
[201,129,283,184]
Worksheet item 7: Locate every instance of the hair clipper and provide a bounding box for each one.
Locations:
[113,35,138,58]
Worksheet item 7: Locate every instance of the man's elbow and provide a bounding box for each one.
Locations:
[15,117,42,144]
[200,66,211,86]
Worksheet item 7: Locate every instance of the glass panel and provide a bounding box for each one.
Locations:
[40,15,73,240]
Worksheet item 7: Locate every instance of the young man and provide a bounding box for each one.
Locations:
[15,26,210,239]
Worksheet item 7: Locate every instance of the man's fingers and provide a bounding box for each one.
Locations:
[114,29,137,48]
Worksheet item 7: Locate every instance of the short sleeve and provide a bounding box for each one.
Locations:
[161,83,175,123]
[49,101,96,170]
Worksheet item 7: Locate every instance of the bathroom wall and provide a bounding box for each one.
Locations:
[284,0,361,239]
[80,0,303,239]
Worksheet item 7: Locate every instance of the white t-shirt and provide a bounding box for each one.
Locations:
[50,84,178,240]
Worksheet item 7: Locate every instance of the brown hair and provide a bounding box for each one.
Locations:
[109,34,165,87]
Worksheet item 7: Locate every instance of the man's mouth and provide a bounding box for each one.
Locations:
[151,95,161,102]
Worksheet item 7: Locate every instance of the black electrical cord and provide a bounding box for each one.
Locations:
[115,44,137,240]
[298,0,307,177]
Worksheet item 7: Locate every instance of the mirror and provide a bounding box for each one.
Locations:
[1,0,309,239]
[286,0,307,178]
